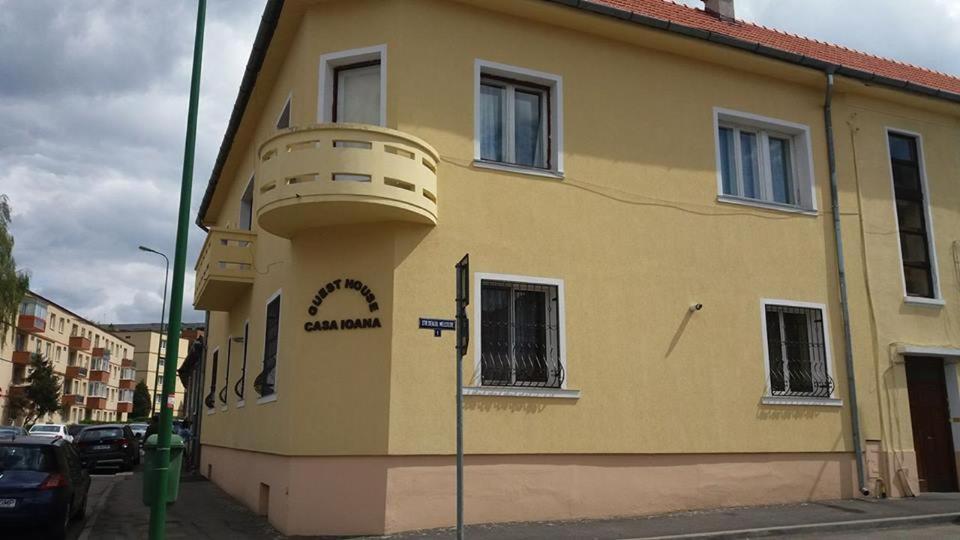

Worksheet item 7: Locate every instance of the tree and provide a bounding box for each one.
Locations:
[0,194,29,342]
[132,380,151,418]
[14,354,63,425]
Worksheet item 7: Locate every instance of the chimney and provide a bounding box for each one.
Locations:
[702,0,735,19]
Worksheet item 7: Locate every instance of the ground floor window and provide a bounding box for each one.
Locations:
[255,292,281,398]
[479,277,563,388]
[762,302,834,399]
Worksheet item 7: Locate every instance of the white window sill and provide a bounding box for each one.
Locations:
[205,408,216,415]
[472,160,564,180]
[903,296,945,308]
[717,195,818,216]
[761,396,843,407]
[236,400,245,408]
[463,386,580,399]
[220,405,228,412]
[257,394,278,405]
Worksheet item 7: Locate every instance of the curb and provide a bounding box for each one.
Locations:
[622,511,960,539]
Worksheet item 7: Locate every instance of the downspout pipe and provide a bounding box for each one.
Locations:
[824,71,869,496]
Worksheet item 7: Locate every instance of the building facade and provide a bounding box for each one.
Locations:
[112,323,200,416]
[193,0,960,535]
[1,292,136,425]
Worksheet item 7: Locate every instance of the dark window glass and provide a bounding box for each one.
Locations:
[257,295,281,397]
[0,446,56,472]
[276,99,290,130]
[765,305,832,398]
[888,133,934,298]
[79,428,123,441]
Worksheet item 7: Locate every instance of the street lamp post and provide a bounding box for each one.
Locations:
[139,246,169,418]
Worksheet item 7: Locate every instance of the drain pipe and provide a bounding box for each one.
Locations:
[824,70,869,496]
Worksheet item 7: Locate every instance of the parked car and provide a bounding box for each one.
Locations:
[66,424,85,441]
[0,435,90,538]
[75,425,139,471]
[0,426,27,439]
[27,424,73,443]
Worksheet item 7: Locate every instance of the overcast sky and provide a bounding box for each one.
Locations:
[2,0,959,325]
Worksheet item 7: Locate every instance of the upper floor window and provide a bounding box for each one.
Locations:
[319,45,385,126]
[276,95,291,130]
[255,292,281,400]
[762,301,835,401]
[478,275,564,389]
[887,131,939,301]
[239,176,254,231]
[475,60,562,175]
[715,109,815,211]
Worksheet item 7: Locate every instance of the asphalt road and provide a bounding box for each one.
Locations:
[788,522,960,539]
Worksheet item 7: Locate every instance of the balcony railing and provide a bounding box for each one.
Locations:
[62,394,86,407]
[255,123,439,238]
[12,351,32,366]
[66,365,89,380]
[17,315,45,333]
[69,336,91,351]
[85,397,107,409]
[194,227,256,312]
[116,402,133,413]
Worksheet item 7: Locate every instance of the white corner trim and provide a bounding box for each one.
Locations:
[716,195,819,216]
[463,386,580,399]
[318,44,387,126]
[256,393,278,405]
[903,295,945,308]
[472,160,564,179]
[761,396,843,407]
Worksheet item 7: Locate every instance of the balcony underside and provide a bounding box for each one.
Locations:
[258,196,435,237]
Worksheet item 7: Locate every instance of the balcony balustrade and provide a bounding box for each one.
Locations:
[69,336,91,351]
[12,351,31,366]
[66,365,88,380]
[17,315,45,333]
[194,228,256,311]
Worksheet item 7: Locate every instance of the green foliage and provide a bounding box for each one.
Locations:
[0,195,30,342]
[21,353,63,425]
[133,380,151,418]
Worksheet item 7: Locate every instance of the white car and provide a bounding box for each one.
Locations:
[28,423,73,442]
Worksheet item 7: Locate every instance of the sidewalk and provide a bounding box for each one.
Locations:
[87,472,960,539]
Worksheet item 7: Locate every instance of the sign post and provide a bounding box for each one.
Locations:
[454,254,469,540]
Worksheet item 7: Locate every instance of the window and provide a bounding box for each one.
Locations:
[255,293,281,399]
[478,277,563,388]
[239,176,254,231]
[887,131,939,300]
[220,336,231,406]
[762,302,834,400]
[236,322,249,403]
[276,95,291,129]
[475,61,562,174]
[58,319,63,333]
[715,109,815,211]
[319,45,385,126]
[205,349,218,410]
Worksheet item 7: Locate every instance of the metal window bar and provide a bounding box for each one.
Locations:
[766,305,833,398]
[480,280,563,389]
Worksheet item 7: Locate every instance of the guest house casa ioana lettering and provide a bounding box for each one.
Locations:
[304,278,382,332]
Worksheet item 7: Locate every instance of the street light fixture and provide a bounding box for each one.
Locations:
[139,245,169,417]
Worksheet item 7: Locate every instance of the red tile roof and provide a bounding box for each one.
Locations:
[582,0,960,97]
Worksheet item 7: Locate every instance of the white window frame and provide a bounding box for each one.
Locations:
[257,289,282,405]
[714,108,817,213]
[759,298,841,407]
[275,92,292,130]
[317,45,386,126]
[474,59,563,178]
[466,272,578,399]
[883,126,943,307]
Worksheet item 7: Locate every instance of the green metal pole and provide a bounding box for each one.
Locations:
[149,1,206,538]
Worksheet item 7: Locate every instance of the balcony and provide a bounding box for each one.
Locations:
[194,228,256,312]
[89,370,109,383]
[69,336,91,351]
[66,365,89,380]
[116,402,132,414]
[12,351,32,366]
[85,397,107,409]
[17,315,45,333]
[119,379,134,390]
[121,358,135,368]
[256,124,439,238]
[62,394,85,407]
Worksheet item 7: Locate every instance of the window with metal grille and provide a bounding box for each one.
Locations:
[888,132,936,299]
[254,294,281,398]
[764,304,833,399]
[480,280,562,388]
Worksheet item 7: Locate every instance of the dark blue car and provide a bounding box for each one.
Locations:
[0,435,90,539]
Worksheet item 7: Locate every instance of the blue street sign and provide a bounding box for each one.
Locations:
[419,318,456,337]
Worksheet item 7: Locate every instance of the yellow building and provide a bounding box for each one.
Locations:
[193,0,960,535]
[112,324,194,416]
[0,292,136,425]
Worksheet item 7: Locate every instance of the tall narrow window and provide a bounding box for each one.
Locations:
[888,133,936,299]
[763,303,833,399]
[276,97,291,129]
[479,76,549,169]
[255,294,281,398]
[219,337,231,406]
[205,350,218,409]
[334,61,381,125]
[235,322,248,402]
[480,279,562,388]
[239,177,254,231]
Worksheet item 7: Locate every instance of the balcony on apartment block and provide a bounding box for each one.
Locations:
[194,227,256,311]
[66,365,89,380]
[116,402,132,413]
[119,368,136,389]
[12,351,31,366]
[62,394,86,407]
[255,123,439,238]
[17,314,45,333]
[89,354,110,383]
[85,397,107,409]
[69,336,91,351]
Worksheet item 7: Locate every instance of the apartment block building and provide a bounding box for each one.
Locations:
[0,292,136,425]
[192,0,960,535]
[112,323,201,416]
